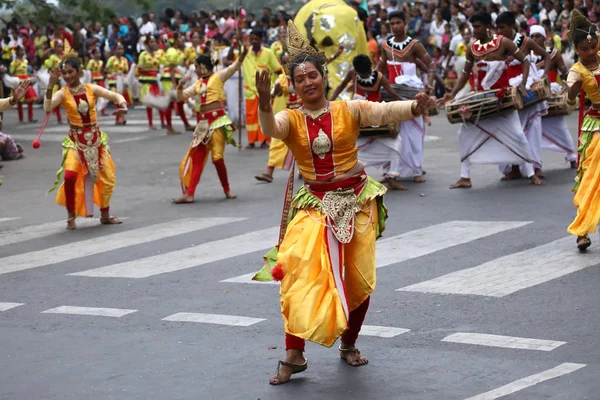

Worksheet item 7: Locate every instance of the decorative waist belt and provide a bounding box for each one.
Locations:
[586,108,600,120]
[198,108,226,124]
[305,172,368,243]
[68,124,102,182]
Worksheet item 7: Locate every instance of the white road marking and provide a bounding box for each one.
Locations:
[221,221,531,284]
[42,306,137,318]
[464,363,586,400]
[112,136,149,144]
[360,325,410,338]
[424,135,440,142]
[0,218,129,247]
[162,312,266,326]
[398,236,598,297]
[0,218,20,223]
[70,226,279,278]
[442,332,566,351]
[0,302,24,311]
[0,218,244,275]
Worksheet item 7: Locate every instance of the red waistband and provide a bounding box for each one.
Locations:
[586,109,600,119]
[305,172,367,198]
[198,108,226,122]
[140,71,158,77]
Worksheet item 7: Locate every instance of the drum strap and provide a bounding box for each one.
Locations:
[278,161,296,246]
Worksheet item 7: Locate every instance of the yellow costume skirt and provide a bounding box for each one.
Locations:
[568,116,600,236]
[255,175,387,347]
[51,134,116,217]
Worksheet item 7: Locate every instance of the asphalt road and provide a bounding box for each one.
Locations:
[0,105,598,400]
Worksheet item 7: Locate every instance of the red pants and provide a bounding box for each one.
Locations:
[17,102,34,122]
[63,170,109,214]
[186,145,231,196]
[285,296,370,351]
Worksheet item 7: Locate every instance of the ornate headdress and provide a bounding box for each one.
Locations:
[569,9,598,43]
[284,20,328,76]
[59,39,82,71]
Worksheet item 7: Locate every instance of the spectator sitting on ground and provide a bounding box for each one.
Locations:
[0,120,24,161]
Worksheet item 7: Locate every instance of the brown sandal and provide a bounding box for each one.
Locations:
[100,216,122,225]
[269,359,308,385]
[577,235,591,252]
[255,173,273,183]
[66,217,76,230]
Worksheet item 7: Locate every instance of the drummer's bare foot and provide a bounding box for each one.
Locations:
[172,194,195,204]
[413,175,425,183]
[501,166,522,181]
[450,178,472,189]
[571,160,577,169]
[529,175,544,185]
[185,125,195,131]
[166,127,180,135]
[385,178,408,190]
[225,191,237,199]
[535,168,545,179]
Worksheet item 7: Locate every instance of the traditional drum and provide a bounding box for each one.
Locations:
[359,124,399,139]
[445,86,523,124]
[381,84,438,116]
[381,83,422,101]
[521,77,551,107]
[544,89,573,117]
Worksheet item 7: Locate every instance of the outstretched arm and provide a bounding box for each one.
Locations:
[256,69,290,140]
[330,70,354,101]
[347,92,433,126]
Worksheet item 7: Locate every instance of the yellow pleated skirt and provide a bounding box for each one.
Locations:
[568,132,600,236]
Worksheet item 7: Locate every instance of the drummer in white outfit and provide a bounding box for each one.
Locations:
[496,12,551,180]
[439,11,543,188]
[378,11,437,184]
[529,25,577,169]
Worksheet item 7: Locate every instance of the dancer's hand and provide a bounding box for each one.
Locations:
[238,45,248,62]
[48,68,61,87]
[413,92,434,116]
[256,70,271,101]
[13,81,31,102]
[112,102,128,115]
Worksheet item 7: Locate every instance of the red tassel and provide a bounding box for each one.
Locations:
[271,265,284,281]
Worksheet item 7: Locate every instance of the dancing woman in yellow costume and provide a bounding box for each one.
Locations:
[44,45,128,230]
[171,45,248,203]
[253,21,434,385]
[566,10,600,251]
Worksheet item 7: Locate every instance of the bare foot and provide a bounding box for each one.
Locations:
[185,125,195,131]
[172,194,194,204]
[529,175,544,185]
[385,178,408,191]
[339,345,369,367]
[449,178,472,189]
[225,191,237,199]
[501,165,522,181]
[413,175,426,183]
[269,350,307,385]
[535,168,545,179]
[166,127,180,135]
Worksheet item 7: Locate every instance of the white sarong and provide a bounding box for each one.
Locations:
[541,115,577,162]
[458,110,535,179]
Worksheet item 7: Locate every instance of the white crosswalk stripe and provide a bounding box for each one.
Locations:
[221,220,532,284]
[0,302,24,312]
[42,306,138,318]
[70,226,278,278]
[397,236,600,297]
[0,217,244,275]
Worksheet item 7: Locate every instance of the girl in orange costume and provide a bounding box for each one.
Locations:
[9,45,38,123]
[44,47,128,230]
